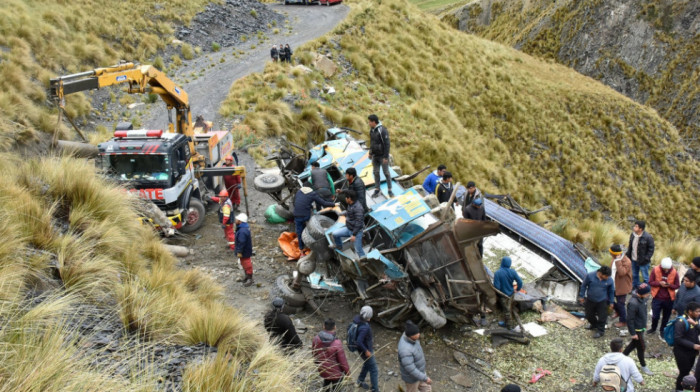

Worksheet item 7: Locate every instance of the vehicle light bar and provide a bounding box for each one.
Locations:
[113,130,163,139]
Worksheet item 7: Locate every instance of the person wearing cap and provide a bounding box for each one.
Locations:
[623,283,653,375]
[264,298,302,350]
[625,220,655,289]
[593,338,644,392]
[647,257,679,335]
[353,305,379,391]
[308,161,335,202]
[312,318,350,391]
[435,171,454,204]
[293,186,336,254]
[579,266,615,338]
[398,320,431,392]
[222,155,241,208]
[690,257,700,286]
[422,164,446,195]
[367,114,393,198]
[674,271,700,316]
[610,244,632,328]
[234,213,254,286]
[493,256,523,329]
[681,374,697,392]
[462,181,482,207]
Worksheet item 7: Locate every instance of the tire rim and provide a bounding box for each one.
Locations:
[186,208,200,225]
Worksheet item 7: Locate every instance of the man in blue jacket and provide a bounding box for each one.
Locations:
[234,213,254,287]
[421,164,446,195]
[579,266,615,338]
[293,186,336,254]
[493,256,523,329]
[354,306,379,391]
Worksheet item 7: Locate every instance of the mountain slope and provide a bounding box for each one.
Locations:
[447,0,699,152]
[221,0,699,242]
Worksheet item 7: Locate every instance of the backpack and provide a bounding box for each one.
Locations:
[663,315,689,346]
[599,363,625,392]
[346,322,360,353]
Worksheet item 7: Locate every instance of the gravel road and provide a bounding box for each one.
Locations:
[144,3,349,130]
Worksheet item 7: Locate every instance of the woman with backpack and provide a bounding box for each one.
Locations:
[673,302,700,391]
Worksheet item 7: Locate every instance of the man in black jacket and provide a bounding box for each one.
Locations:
[623,283,653,375]
[294,186,336,253]
[337,168,367,211]
[368,114,393,198]
[264,298,303,350]
[331,190,365,259]
[270,45,279,62]
[625,220,655,289]
[673,302,700,391]
[309,161,334,201]
[435,171,454,204]
[463,198,486,258]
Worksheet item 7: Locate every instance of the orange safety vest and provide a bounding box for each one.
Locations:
[650,265,677,301]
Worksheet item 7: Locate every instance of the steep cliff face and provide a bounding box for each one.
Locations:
[449,0,699,152]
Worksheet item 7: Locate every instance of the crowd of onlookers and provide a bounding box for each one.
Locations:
[270,44,293,63]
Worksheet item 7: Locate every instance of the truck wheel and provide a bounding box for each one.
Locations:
[411,288,447,329]
[274,204,294,220]
[274,275,307,307]
[254,173,285,193]
[306,215,335,240]
[297,254,317,275]
[180,198,206,233]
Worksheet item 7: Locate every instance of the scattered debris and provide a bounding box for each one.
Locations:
[529,368,552,384]
[450,373,472,388]
[539,304,585,329]
[512,322,548,337]
[311,54,337,77]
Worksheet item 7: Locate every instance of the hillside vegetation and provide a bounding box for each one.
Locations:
[0,0,213,146]
[446,0,700,151]
[0,155,307,391]
[221,0,699,260]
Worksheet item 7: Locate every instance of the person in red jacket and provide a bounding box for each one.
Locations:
[312,318,350,391]
[222,155,241,208]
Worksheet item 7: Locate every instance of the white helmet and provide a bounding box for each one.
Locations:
[661,257,673,270]
[235,213,248,223]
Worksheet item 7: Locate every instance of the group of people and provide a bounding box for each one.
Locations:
[578,220,700,391]
[270,44,293,62]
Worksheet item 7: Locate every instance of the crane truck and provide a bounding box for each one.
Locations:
[49,62,248,234]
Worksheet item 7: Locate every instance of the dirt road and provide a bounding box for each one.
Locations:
[144,4,349,131]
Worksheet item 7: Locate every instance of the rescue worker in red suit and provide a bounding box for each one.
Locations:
[218,189,236,251]
[223,155,241,208]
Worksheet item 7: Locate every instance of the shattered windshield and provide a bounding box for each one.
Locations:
[102,154,170,183]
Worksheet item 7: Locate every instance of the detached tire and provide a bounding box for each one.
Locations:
[274,275,306,307]
[411,288,447,329]
[306,215,335,240]
[274,204,294,220]
[297,254,317,275]
[180,198,206,233]
[254,173,285,193]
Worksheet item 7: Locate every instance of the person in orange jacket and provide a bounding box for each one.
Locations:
[647,257,679,336]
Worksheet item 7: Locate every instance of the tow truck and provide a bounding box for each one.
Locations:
[49,62,248,233]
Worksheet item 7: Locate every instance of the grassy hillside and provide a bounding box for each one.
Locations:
[446,0,700,150]
[221,0,699,260]
[408,0,472,12]
[0,0,214,146]
[0,155,307,390]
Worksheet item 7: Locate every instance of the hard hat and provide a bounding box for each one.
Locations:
[224,155,234,162]
[219,189,229,197]
[235,213,248,223]
[661,257,673,269]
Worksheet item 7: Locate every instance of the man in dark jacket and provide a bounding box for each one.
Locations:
[309,161,335,201]
[312,318,350,391]
[331,190,365,258]
[464,198,486,257]
[368,114,393,198]
[578,266,615,338]
[354,306,379,391]
[462,181,482,207]
[264,298,302,350]
[435,171,454,204]
[690,257,700,286]
[284,44,292,62]
[493,256,523,329]
[398,321,432,392]
[294,186,336,253]
[623,284,653,375]
[673,302,700,391]
[674,271,700,315]
[625,220,655,289]
[337,167,367,211]
[270,45,279,62]
[234,213,254,286]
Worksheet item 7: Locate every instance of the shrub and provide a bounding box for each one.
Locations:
[181,43,194,60]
